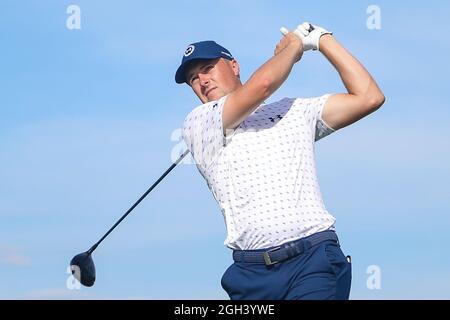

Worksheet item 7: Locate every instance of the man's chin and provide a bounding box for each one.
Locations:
[207,92,226,102]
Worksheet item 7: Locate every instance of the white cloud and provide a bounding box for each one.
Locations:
[319,116,450,170]
[0,244,31,267]
[21,288,89,300]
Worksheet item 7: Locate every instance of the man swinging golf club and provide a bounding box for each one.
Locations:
[176,21,385,300]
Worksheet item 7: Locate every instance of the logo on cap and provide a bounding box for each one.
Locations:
[184,45,195,57]
[221,51,232,58]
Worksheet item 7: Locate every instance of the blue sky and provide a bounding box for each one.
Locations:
[1,0,449,299]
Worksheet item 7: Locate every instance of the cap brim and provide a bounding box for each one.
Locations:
[175,54,223,84]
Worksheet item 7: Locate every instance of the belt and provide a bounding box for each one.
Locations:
[232,230,339,266]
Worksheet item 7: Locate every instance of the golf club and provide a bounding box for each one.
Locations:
[70,149,190,287]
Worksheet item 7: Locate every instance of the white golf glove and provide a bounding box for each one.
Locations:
[280,22,332,51]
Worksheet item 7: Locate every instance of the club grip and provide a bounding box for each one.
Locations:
[280,27,289,36]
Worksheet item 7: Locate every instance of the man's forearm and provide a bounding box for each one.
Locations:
[248,43,300,100]
[222,39,301,131]
[319,34,384,101]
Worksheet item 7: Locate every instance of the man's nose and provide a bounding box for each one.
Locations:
[199,73,210,86]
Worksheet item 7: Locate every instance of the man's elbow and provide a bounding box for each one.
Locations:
[259,77,274,101]
[367,91,386,110]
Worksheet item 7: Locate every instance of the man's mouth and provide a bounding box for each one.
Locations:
[205,87,216,97]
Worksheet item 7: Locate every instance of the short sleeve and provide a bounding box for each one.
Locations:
[297,94,336,142]
[182,95,230,174]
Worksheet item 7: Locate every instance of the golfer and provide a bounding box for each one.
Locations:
[175,22,385,300]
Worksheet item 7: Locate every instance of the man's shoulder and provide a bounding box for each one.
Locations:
[265,94,332,112]
[263,96,317,108]
[184,101,213,123]
[294,94,332,106]
[184,96,228,123]
[265,97,295,106]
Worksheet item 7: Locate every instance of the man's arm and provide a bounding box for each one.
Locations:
[222,33,303,133]
[319,34,385,131]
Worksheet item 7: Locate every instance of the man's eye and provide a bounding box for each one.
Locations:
[190,76,198,84]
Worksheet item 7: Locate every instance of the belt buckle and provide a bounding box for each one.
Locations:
[262,246,281,266]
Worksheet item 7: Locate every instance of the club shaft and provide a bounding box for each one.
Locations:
[88,150,190,254]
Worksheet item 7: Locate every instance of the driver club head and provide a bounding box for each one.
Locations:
[70,251,96,287]
[68,151,189,288]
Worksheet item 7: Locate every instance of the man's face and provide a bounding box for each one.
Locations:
[185,58,240,103]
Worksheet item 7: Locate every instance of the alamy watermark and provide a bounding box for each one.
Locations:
[367,5,382,30]
[66,5,81,30]
[66,265,81,290]
[169,125,259,167]
[366,264,382,290]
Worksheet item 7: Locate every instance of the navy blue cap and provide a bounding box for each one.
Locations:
[175,40,234,84]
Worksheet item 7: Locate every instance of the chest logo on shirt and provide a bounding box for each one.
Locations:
[269,114,283,122]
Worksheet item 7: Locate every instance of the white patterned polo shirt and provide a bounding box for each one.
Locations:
[182,94,336,250]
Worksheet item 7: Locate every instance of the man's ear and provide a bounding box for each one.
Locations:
[231,59,240,77]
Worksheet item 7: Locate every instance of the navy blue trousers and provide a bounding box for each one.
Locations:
[221,237,352,300]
